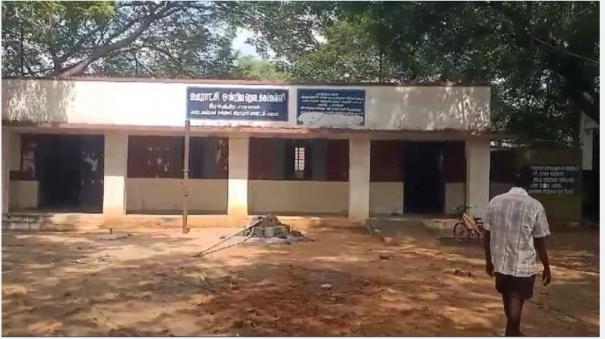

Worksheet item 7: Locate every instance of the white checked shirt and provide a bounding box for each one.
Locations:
[484,187,551,277]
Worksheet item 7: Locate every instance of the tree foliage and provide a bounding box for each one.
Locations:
[232,54,289,80]
[224,1,336,61]
[240,1,599,145]
[1,1,236,78]
[291,19,391,82]
[1,1,598,144]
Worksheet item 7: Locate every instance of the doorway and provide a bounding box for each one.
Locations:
[36,134,104,212]
[403,141,445,214]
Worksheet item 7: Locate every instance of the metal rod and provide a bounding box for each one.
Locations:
[182,120,191,234]
[195,235,253,258]
[193,219,262,257]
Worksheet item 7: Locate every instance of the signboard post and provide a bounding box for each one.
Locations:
[184,87,288,232]
[182,119,190,234]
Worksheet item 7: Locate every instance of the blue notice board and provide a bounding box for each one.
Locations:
[187,87,288,121]
[297,89,365,125]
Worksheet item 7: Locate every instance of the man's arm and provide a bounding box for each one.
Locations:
[484,230,494,276]
[533,204,551,286]
[483,204,494,277]
[534,237,551,286]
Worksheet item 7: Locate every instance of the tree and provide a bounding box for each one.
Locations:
[1,1,236,78]
[239,1,599,145]
[224,1,336,62]
[290,19,393,82]
[232,55,289,80]
[2,1,598,144]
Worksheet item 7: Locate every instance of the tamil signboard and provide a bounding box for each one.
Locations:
[187,87,288,121]
[528,164,579,195]
[297,89,365,126]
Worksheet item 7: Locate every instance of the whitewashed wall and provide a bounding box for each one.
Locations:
[369,182,404,216]
[9,181,38,210]
[126,179,227,213]
[444,183,465,214]
[249,180,349,215]
[2,79,490,132]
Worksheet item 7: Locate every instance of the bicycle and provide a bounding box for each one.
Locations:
[453,205,485,243]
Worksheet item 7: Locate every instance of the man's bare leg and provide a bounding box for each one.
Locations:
[504,293,525,336]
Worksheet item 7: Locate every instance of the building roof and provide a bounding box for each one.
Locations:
[3,76,491,87]
[3,120,494,140]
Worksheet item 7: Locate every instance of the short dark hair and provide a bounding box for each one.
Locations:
[514,165,533,189]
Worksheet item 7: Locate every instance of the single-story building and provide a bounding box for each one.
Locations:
[1,77,491,226]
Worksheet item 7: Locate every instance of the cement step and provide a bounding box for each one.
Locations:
[368,217,458,239]
[2,213,104,231]
[2,213,362,231]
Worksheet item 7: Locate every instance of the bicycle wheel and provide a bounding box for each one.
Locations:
[453,222,469,243]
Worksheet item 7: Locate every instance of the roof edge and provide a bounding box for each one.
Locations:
[2,76,491,87]
[2,120,493,137]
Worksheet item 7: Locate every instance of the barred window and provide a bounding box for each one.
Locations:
[294,146,306,179]
[127,136,228,179]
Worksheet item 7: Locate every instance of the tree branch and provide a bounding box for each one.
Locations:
[24,62,39,77]
[132,52,155,77]
[56,2,182,77]
[103,15,142,46]
[143,44,179,63]
[532,37,599,65]
[58,22,111,65]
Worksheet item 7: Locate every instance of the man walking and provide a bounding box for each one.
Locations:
[483,166,551,336]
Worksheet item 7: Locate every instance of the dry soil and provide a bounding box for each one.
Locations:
[1,224,599,336]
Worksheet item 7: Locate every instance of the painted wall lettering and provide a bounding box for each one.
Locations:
[528,164,579,195]
[187,87,288,121]
[297,89,365,126]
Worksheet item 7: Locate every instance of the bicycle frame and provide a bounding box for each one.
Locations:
[462,212,477,229]
[455,205,485,241]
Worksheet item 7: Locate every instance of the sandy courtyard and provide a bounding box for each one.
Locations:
[1,223,599,336]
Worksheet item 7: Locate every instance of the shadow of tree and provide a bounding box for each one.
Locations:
[1,225,599,336]
[366,85,490,135]
[2,79,74,124]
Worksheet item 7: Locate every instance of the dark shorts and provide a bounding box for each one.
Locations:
[495,272,536,300]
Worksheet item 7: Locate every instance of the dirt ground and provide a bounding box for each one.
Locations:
[1,223,599,336]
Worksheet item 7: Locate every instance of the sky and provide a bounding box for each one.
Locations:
[231,27,327,60]
[231,28,261,58]
[231,28,280,60]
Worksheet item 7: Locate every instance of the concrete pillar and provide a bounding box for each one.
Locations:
[465,138,490,218]
[103,131,128,217]
[2,128,12,214]
[580,112,597,171]
[348,136,371,221]
[581,129,594,171]
[228,137,249,216]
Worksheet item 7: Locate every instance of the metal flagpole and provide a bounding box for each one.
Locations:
[182,119,191,234]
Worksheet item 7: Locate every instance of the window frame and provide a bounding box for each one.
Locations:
[293,145,306,179]
[127,136,229,179]
[249,138,349,182]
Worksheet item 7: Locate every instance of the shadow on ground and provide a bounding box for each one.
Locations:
[2,223,599,336]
